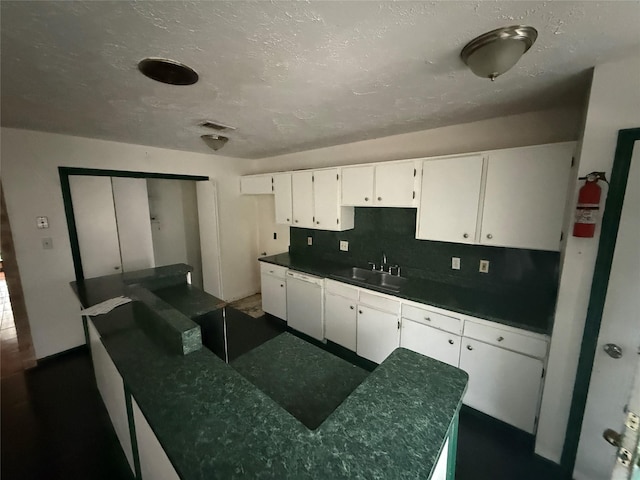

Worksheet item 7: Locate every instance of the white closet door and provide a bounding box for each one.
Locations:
[111,177,155,272]
[69,176,123,278]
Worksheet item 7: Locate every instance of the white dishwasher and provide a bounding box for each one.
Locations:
[286,270,324,341]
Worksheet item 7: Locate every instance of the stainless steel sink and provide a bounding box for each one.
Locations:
[332,267,407,292]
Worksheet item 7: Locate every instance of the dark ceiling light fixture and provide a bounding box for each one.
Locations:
[461,25,538,81]
[201,134,229,151]
[138,57,199,85]
[200,120,236,132]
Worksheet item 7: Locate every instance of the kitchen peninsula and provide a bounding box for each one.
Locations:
[72,264,468,480]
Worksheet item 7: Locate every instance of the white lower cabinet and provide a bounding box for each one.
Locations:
[87,320,135,475]
[132,397,181,480]
[325,292,357,350]
[459,337,544,434]
[400,319,461,367]
[356,305,400,364]
[260,263,287,321]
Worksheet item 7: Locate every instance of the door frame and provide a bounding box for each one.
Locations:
[59,167,209,281]
[561,128,640,475]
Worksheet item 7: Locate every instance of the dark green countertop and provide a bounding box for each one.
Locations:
[260,253,552,334]
[77,266,469,480]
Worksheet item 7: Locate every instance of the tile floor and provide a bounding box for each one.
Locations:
[1,308,564,480]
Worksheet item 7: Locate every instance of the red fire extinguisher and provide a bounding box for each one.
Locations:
[573,171,608,238]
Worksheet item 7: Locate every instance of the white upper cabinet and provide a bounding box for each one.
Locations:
[291,171,314,228]
[313,169,341,229]
[374,161,417,207]
[240,174,273,194]
[341,165,374,206]
[481,143,573,251]
[341,161,418,207]
[416,155,484,244]
[273,173,292,225]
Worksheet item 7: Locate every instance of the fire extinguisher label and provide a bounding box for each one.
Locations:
[575,208,598,224]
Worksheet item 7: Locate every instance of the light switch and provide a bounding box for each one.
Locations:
[42,237,53,250]
[451,257,460,270]
[479,260,490,273]
[339,240,349,252]
[307,236,313,246]
[36,216,49,229]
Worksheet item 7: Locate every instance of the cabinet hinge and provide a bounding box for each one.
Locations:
[560,231,563,242]
[571,156,576,167]
[397,320,400,330]
[271,185,274,192]
[412,191,416,200]
[313,216,315,222]
[336,173,339,181]
[541,368,545,379]
[312,175,315,182]
[271,177,274,183]
[534,416,538,427]
[336,218,339,224]
[413,168,417,177]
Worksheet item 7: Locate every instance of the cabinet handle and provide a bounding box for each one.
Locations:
[463,233,469,239]
[467,345,473,351]
[448,339,454,345]
[364,197,369,201]
[286,218,290,222]
[497,336,504,342]
[424,316,431,322]
[350,306,354,310]
[280,284,284,288]
[114,266,121,270]
[316,221,320,225]
[486,233,493,239]
[295,220,299,223]
[358,310,363,314]
[377,196,382,201]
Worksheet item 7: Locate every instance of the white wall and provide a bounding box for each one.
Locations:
[0,128,258,359]
[251,107,581,256]
[535,54,640,463]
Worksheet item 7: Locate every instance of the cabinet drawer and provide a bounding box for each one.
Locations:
[259,262,288,279]
[359,290,400,314]
[401,304,462,335]
[325,279,359,300]
[463,321,548,359]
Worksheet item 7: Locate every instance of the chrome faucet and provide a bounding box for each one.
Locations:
[381,251,387,271]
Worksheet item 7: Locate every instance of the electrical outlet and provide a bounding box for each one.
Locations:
[451,257,460,270]
[36,216,49,229]
[42,237,53,250]
[307,236,313,246]
[339,240,349,252]
[479,260,490,273]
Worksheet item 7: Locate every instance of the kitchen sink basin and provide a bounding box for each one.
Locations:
[332,267,407,293]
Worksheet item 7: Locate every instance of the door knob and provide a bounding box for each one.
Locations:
[604,343,623,358]
[603,428,622,447]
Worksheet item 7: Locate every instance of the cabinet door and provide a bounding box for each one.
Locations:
[459,338,544,433]
[69,176,123,278]
[416,155,483,244]
[481,144,573,251]
[400,319,461,367]
[374,161,417,207]
[87,320,135,474]
[325,293,357,350]
[291,171,314,228]
[273,173,292,225]
[261,273,287,320]
[341,165,374,206]
[313,169,340,229]
[240,175,273,194]
[132,398,181,480]
[356,305,400,364]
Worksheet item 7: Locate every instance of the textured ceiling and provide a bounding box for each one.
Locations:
[1,1,639,159]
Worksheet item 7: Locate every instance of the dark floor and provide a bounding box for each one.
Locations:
[1,311,563,480]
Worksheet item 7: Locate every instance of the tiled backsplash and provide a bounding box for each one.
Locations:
[289,208,560,295]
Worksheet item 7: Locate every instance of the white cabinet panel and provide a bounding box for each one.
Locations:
[261,273,287,320]
[459,338,544,433]
[87,320,135,474]
[112,177,155,272]
[70,176,123,278]
[341,165,374,206]
[356,305,400,364]
[374,161,417,207]
[401,303,462,335]
[132,398,181,480]
[463,320,548,359]
[273,173,292,225]
[481,144,573,251]
[417,155,483,244]
[259,262,288,279]
[291,171,314,228]
[313,169,341,229]
[240,174,273,194]
[400,319,461,367]
[325,292,357,350]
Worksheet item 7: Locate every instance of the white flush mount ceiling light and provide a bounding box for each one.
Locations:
[201,134,229,151]
[461,26,538,81]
